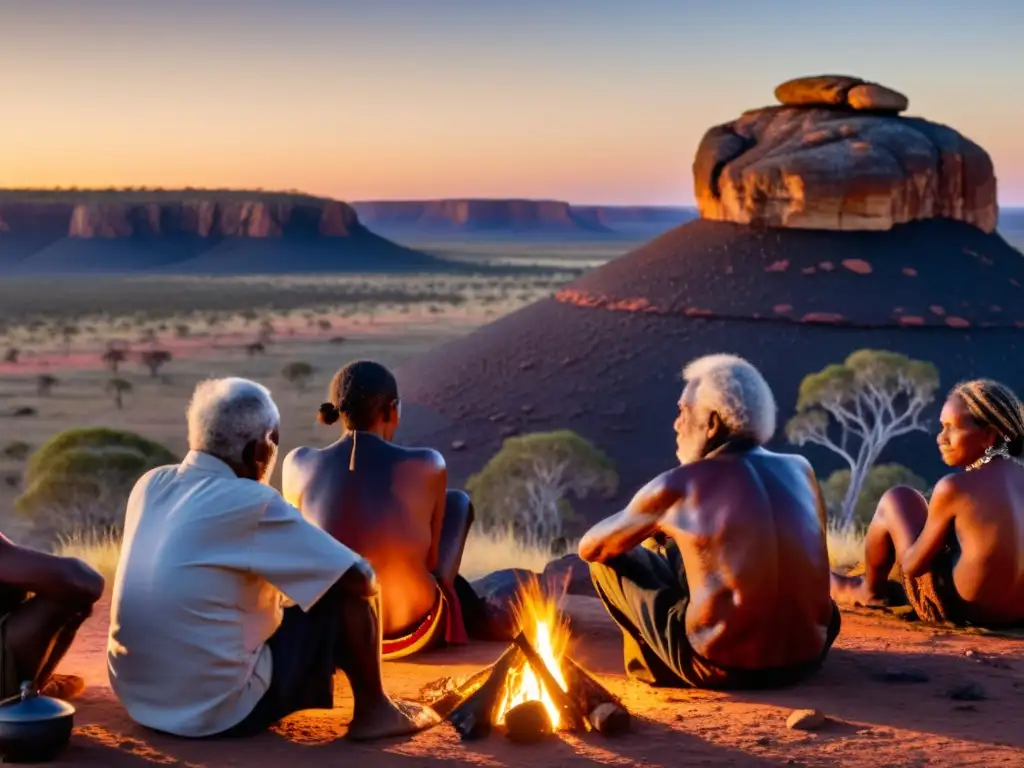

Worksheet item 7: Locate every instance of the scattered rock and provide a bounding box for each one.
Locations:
[902,267,918,276]
[872,667,930,684]
[786,709,827,731]
[10,406,37,418]
[488,412,506,422]
[504,700,553,743]
[520,404,534,414]
[775,75,863,107]
[947,682,987,701]
[841,259,873,275]
[451,440,466,451]
[541,554,594,597]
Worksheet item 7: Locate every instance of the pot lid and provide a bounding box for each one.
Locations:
[0,682,75,722]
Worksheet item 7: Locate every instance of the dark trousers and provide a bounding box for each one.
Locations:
[590,541,841,689]
[216,580,347,737]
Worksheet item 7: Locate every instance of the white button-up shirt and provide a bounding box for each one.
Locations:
[107,451,358,737]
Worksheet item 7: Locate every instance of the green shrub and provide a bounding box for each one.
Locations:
[820,463,929,529]
[16,427,177,537]
[466,430,617,545]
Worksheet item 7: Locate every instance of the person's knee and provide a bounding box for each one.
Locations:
[338,558,380,600]
[876,485,928,523]
[446,489,474,529]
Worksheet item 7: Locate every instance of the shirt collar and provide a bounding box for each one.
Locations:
[180,450,238,478]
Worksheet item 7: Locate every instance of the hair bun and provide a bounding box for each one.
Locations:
[317,402,341,426]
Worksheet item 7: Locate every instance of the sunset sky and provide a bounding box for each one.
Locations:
[1,0,1022,205]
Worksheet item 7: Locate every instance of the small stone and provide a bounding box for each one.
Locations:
[872,667,930,684]
[902,267,918,276]
[588,702,630,735]
[948,682,987,701]
[488,412,506,422]
[945,316,971,328]
[775,75,863,107]
[451,440,466,451]
[841,258,873,275]
[786,708,827,731]
[520,404,534,414]
[765,259,790,272]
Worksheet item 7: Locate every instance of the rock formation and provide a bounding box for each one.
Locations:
[353,199,612,234]
[0,191,441,274]
[694,75,998,233]
[395,76,1023,526]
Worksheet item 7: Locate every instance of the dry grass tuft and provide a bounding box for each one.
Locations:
[826,521,865,572]
[54,528,122,585]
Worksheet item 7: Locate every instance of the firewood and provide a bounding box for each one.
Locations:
[512,633,586,731]
[424,666,494,719]
[447,641,524,740]
[561,656,630,736]
[504,700,554,743]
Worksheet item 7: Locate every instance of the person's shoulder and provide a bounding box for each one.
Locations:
[132,463,179,493]
[283,444,318,470]
[394,444,446,471]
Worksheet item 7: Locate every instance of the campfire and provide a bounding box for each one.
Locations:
[423,578,630,743]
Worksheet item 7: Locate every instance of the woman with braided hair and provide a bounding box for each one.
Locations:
[832,378,1024,627]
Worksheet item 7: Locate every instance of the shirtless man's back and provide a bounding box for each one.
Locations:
[580,353,839,688]
[285,433,446,637]
[661,448,832,669]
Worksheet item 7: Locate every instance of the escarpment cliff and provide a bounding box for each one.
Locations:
[0,191,441,274]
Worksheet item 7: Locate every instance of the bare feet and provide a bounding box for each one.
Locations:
[830,573,887,608]
[39,674,86,701]
[346,697,441,741]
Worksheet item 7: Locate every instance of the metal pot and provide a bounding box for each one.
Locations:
[0,680,75,763]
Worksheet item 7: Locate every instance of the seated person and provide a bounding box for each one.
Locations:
[832,379,1024,628]
[283,360,509,660]
[107,377,438,740]
[0,534,103,701]
[579,354,839,689]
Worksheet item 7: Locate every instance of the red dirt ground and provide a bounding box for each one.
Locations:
[49,595,1024,767]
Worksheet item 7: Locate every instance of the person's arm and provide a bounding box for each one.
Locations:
[0,534,104,604]
[578,472,682,564]
[901,478,958,579]
[249,495,362,611]
[425,461,447,575]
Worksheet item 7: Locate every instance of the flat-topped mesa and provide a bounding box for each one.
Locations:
[694,75,998,233]
[0,197,360,238]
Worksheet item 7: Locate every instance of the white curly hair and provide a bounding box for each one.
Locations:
[681,354,776,445]
[186,377,280,463]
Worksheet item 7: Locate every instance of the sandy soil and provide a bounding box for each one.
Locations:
[47,596,1024,767]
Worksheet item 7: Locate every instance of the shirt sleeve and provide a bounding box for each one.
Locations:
[248,494,360,612]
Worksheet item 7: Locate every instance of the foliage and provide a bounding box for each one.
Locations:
[16,427,176,536]
[281,361,314,390]
[106,377,133,409]
[2,440,31,461]
[102,346,127,372]
[139,349,172,377]
[466,430,618,544]
[820,463,929,529]
[36,373,58,396]
[786,349,939,527]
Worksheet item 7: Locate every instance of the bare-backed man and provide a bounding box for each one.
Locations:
[283,361,505,660]
[579,354,839,689]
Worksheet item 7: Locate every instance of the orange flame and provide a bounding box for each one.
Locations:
[495,576,571,728]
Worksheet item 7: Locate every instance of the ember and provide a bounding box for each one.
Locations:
[425,576,630,742]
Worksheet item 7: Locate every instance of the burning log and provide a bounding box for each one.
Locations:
[447,642,525,740]
[561,655,631,736]
[504,700,554,743]
[512,632,586,731]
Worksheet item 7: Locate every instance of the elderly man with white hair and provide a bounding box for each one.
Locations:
[108,377,438,740]
[579,354,840,689]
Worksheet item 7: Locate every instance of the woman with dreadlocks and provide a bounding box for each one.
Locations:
[832,378,1024,627]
